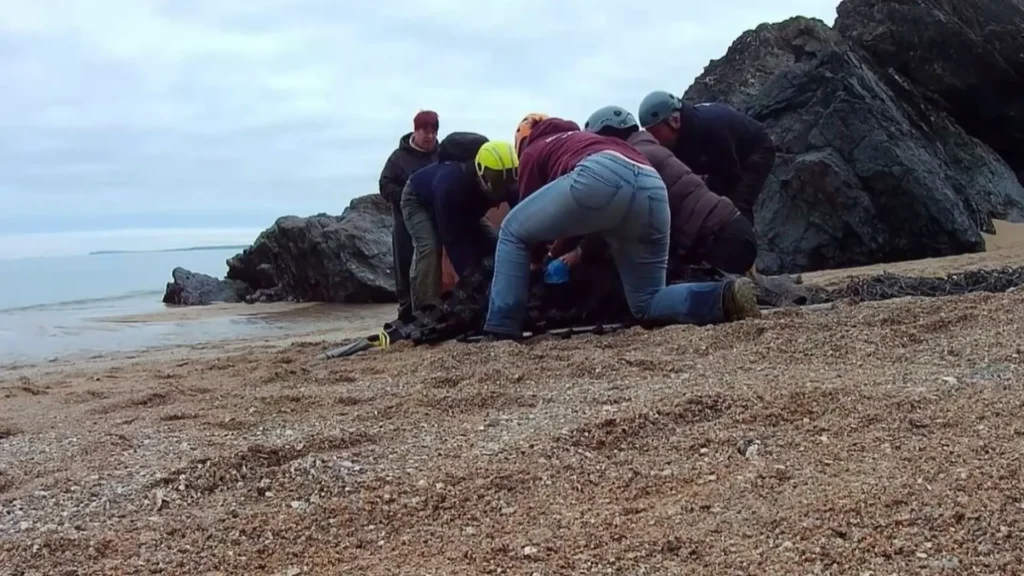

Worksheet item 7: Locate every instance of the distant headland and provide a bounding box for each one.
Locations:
[89,245,248,255]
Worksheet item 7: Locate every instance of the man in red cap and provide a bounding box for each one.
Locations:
[378,110,439,322]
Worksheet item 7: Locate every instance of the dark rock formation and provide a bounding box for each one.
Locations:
[223,194,395,303]
[683,16,1024,275]
[835,0,1024,184]
[162,267,252,306]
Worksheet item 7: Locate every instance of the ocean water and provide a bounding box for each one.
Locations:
[0,249,313,365]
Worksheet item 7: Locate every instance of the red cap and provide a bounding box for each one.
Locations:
[413,110,439,130]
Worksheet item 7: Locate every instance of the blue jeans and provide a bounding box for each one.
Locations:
[484,151,727,336]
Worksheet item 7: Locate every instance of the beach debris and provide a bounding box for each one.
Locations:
[737,438,762,459]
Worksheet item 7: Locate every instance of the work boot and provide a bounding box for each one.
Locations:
[723,277,762,321]
[396,305,415,325]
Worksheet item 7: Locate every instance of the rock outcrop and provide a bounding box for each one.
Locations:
[683,15,1024,275]
[835,0,1024,184]
[162,267,251,306]
[224,194,396,303]
[162,195,396,305]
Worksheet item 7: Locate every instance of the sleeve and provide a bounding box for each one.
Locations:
[378,151,405,203]
[707,131,742,197]
[432,177,458,252]
[548,237,582,258]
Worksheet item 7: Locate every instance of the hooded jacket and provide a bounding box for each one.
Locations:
[672,102,773,199]
[378,132,438,205]
[626,131,740,258]
[517,118,651,203]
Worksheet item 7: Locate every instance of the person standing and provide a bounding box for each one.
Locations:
[378,110,439,322]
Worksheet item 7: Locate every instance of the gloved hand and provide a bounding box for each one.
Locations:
[544,258,570,284]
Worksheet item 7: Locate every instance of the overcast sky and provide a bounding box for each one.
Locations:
[0,0,840,258]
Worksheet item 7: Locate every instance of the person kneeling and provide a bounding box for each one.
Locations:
[401,141,520,310]
[584,105,758,277]
[483,117,761,340]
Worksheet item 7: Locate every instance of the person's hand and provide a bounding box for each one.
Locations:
[557,246,583,267]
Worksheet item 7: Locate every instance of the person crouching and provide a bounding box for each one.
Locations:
[483,117,762,340]
[401,141,520,310]
[584,105,758,277]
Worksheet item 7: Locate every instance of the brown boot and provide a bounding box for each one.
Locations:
[723,277,762,321]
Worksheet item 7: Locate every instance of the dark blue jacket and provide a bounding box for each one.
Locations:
[407,161,518,276]
[672,101,773,198]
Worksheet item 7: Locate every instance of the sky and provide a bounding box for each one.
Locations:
[0,0,840,259]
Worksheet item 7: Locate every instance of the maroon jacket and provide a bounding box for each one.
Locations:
[517,118,652,203]
[626,131,739,259]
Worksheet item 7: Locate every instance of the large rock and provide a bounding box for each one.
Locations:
[224,194,396,303]
[835,0,1024,184]
[683,17,1024,275]
[162,267,251,305]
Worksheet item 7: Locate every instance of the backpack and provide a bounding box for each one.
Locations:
[437,132,489,163]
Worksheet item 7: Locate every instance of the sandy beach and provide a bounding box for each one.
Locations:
[2,223,1024,574]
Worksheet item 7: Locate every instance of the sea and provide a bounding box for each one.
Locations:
[0,249,330,366]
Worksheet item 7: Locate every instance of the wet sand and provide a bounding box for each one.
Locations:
[2,222,1024,574]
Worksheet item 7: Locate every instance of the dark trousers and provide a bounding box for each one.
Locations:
[733,142,777,225]
[400,183,444,310]
[390,200,413,320]
[693,214,758,275]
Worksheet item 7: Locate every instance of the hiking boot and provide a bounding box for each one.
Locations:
[396,306,415,324]
[723,277,762,321]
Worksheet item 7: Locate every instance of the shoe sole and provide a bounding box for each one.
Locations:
[727,277,762,321]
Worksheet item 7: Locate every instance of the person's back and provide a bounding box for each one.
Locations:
[638,91,776,226]
[625,131,738,254]
[679,103,767,162]
[585,105,758,276]
[517,118,651,203]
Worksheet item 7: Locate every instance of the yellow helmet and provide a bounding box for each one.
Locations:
[475,140,519,180]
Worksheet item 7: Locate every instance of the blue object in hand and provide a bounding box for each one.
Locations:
[544,258,570,284]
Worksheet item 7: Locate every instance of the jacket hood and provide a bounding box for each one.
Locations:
[398,132,436,155]
[521,118,580,152]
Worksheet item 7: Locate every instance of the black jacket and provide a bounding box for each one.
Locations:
[671,101,774,199]
[378,133,438,204]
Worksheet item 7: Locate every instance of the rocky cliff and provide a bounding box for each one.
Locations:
[164,0,1024,303]
[683,2,1024,274]
[835,0,1024,184]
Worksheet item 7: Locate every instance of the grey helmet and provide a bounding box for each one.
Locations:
[638,90,682,128]
[584,105,638,133]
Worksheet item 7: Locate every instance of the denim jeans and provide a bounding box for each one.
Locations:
[484,151,727,336]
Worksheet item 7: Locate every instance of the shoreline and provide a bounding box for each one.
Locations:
[0,301,396,376]
[5,222,1024,374]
